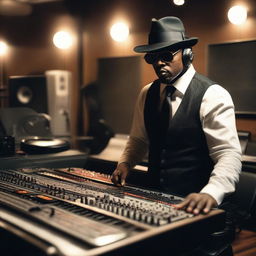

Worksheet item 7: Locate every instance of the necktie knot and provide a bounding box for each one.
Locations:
[165,85,176,99]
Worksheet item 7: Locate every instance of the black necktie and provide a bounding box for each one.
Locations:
[160,85,176,136]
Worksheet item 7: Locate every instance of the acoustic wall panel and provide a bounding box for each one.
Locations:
[97,56,141,134]
[208,40,256,114]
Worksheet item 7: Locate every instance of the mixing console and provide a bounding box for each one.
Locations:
[0,167,225,256]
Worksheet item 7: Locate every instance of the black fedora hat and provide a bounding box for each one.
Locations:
[134,16,198,53]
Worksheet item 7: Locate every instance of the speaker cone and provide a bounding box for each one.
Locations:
[17,86,33,104]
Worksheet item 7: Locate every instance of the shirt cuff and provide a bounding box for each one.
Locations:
[200,183,225,205]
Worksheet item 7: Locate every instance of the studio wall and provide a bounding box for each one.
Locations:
[1,0,256,140]
[80,0,256,138]
[0,3,79,143]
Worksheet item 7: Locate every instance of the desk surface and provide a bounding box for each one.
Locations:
[90,135,256,172]
[89,135,148,171]
[0,149,89,170]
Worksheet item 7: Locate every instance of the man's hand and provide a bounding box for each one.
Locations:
[111,162,130,187]
[175,193,218,215]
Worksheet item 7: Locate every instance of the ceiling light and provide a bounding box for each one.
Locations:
[173,0,185,6]
[0,41,8,56]
[110,22,129,42]
[228,5,247,25]
[53,31,73,49]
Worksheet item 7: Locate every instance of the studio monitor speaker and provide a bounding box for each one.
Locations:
[9,70,72,137]
[9,75,47,113]
[45,70,71,137]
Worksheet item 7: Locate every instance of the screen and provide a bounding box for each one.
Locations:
[207,40,256,115]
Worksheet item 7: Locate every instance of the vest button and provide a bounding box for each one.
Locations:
[160,178,164,183]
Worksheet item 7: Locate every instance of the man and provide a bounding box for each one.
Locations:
[111,16,242,255]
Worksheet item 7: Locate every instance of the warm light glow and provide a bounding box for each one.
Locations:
[0,0,32,16]
[53,31,73,49]
[0,41,8,56]
[110,22,129,42]
[228,5,247,25]
[173,0,185,6]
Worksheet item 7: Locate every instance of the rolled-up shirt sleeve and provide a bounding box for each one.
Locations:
[200,84,242,205]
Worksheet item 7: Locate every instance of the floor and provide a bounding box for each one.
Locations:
[232,230,256,256]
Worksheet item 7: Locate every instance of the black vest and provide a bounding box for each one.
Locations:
[144,73,215,196]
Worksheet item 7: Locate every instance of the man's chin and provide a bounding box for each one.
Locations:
[159,76,173,84]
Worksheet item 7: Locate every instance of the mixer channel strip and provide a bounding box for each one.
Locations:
[0,181,140,232]
[0,189,136,247]
[39,167,185,205]
[34,169,193,225]
[0,168,226,255]
[0,169,194,228]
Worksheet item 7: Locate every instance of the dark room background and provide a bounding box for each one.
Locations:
[1,0,256,145]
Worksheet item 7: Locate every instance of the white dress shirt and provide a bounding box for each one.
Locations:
[119,65,242,205]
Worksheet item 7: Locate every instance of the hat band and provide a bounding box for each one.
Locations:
[149,31,185,44]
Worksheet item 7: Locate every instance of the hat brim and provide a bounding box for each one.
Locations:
[133,38,198,53]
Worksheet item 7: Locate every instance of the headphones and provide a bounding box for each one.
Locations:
[182,48,194,69]
[169,48,193,83]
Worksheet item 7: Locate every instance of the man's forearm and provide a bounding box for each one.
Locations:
[118,136,148,168]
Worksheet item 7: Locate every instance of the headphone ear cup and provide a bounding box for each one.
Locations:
[182,48,194,68]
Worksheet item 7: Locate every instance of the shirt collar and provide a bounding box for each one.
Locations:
[160,65,196,96]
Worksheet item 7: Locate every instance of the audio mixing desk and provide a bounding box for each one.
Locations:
[0,167,225,256]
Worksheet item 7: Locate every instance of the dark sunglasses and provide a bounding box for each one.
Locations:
[144,50,180,64]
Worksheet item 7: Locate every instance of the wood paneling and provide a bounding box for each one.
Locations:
[1,0,256,137]
[236,119,256,141]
